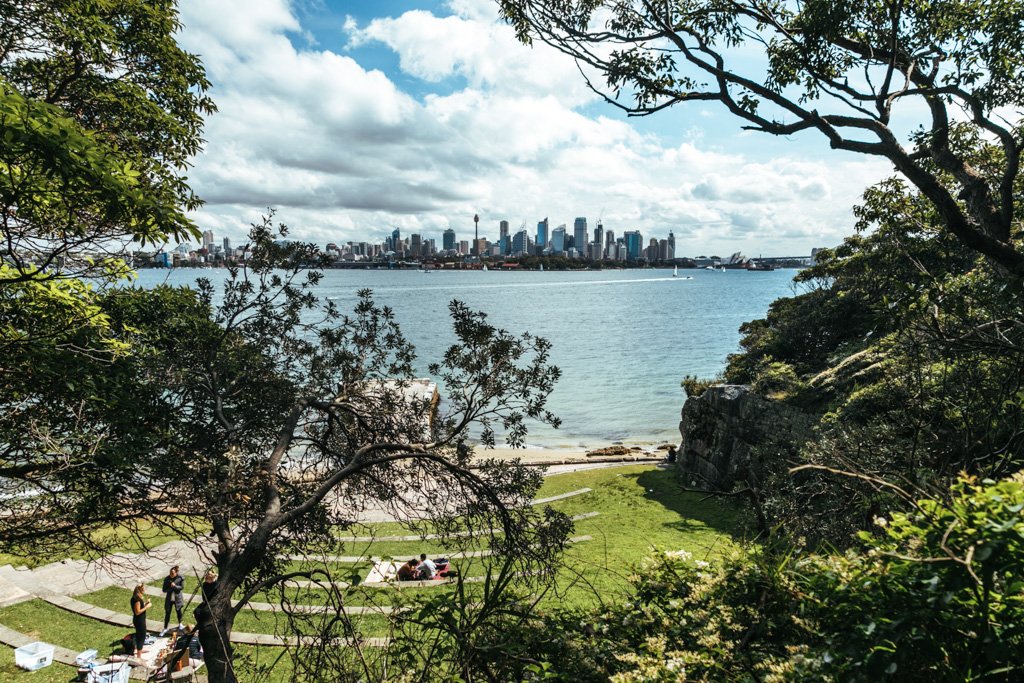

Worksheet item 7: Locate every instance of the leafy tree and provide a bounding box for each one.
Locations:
[0,0,214,281]
[93,217,567,683]
[712,167,1024,542]
[0,0,214,554]
[499,0,1024,273]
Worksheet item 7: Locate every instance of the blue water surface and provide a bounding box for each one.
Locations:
[134,267,797,449]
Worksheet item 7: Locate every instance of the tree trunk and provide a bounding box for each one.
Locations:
[195,593,236,683]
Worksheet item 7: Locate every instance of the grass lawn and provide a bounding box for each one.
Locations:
[0,463,748,678]
[327,465,748,605]
[0,518,206,569]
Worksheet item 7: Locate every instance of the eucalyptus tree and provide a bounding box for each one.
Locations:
[498,0,1024,273]
[97,217,567,683]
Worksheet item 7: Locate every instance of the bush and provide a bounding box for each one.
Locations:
[514,473,1024,682]
[681,375,717,398]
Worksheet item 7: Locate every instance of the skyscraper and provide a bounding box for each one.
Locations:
[551,226,566,253]
[511,229,529,255]
[443,228,456,251]
[593,224,604,259]
[499,220,510,255]
[202,229,214,249]
[573,217,587,251]
[666,231,676,261]
[536,218,549,249]
[623,230,643,260]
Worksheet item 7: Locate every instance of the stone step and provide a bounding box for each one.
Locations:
[0,571,32,607]
[335,511,600,543]
[40,595,389,647]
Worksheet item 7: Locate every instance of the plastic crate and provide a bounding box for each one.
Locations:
[76,648,98,666]
[14,641,54,671]
[87,662,130,683]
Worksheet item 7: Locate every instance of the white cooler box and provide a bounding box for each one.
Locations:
[14,641,54,670]
[87,661,131,683]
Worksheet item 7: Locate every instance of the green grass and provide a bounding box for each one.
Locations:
[331,465,747,605]
[0,463,748,679]
[0,600,296,682]
[0,518,206,569]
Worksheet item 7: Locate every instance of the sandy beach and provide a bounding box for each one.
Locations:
[472,441,674,466]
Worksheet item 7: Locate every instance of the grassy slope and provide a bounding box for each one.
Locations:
[0,464,748,678]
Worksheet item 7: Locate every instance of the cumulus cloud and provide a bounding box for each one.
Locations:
[175,0,889,253]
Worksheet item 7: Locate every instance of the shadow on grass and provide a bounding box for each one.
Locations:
[630,467,753,539]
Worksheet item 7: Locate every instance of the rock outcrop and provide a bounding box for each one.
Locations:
[676,385,814,490]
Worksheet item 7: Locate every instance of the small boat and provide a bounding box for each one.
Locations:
[672,265,678,277]
[540,264,544,272]
[482,264,489,272]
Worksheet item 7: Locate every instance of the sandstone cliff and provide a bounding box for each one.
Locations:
[676,385,814,491]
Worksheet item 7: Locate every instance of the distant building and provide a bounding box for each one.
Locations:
[593,224,604,259]
[573,217,587,252]
[511,229,529,256]
[551,226,566,254]
[536,218,549,249]
[667,232,676,260]
[459,240,469,255]
[443,228,456,251]
[623,230,643,261]
[223,237,231,255]
[499,220,510,255]
[474,238,488,257]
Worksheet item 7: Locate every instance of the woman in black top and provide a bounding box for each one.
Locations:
[130,584,152,654]
[162,565,185,629]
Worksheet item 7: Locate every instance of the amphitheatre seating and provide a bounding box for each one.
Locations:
[284,534,594,566]
[530,488,592,505]
[139,585,397,615]
[336,511,600,543]
[39,594,389,647]
[0,622,81,665]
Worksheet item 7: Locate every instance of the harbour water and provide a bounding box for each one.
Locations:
[134,267,797,450]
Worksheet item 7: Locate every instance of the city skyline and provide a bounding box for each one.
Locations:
[169,0,890,258]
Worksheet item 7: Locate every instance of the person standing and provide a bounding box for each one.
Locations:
[162,565,185,629]
[130,584,152,654]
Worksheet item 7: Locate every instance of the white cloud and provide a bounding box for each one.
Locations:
[175,0,890,255]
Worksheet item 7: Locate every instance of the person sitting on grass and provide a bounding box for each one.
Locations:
[396,558,420,581]
[417,553,437,579]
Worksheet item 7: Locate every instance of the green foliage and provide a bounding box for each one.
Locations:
[750,361,805,400]
[499,1,1024,273]
[680,374,716,398]
[512,474,1024,682]
[0,0,215,556]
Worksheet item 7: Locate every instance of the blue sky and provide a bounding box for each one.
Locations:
[175,0,892,255]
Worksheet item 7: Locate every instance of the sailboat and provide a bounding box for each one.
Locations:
[672,265,678,277]
[540,263,544,272]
